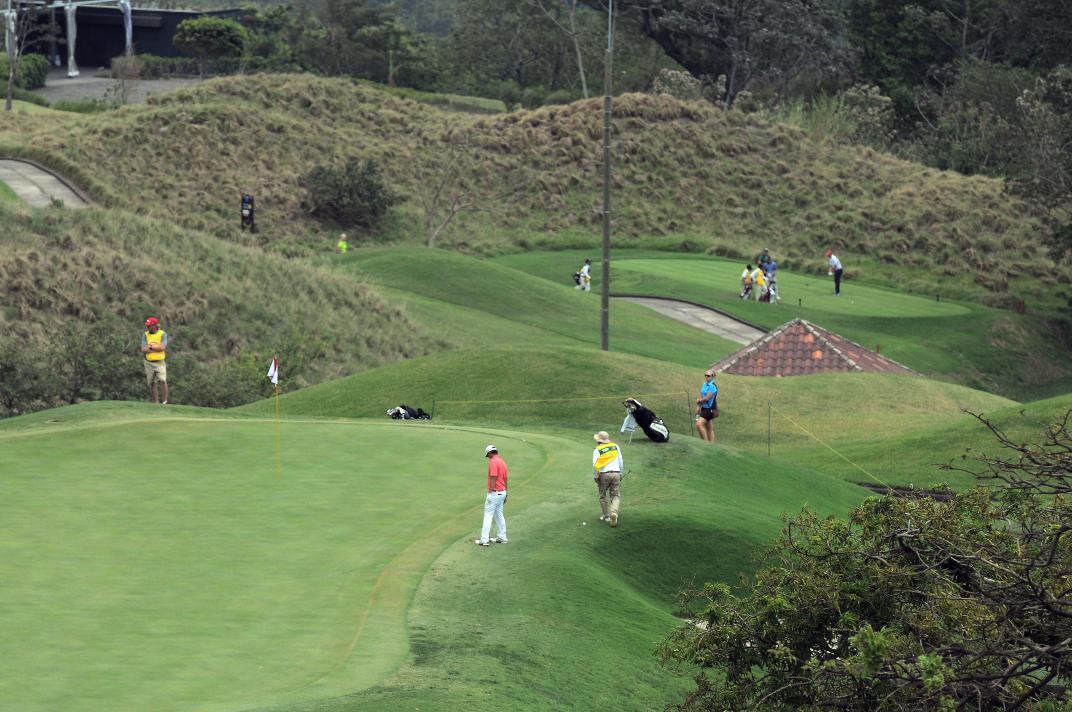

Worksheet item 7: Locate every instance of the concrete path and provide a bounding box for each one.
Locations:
[615,296,767,344]
[33,68,202,105]
[0,159,88,208]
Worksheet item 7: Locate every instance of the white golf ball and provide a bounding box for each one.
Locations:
[582,522,587,526]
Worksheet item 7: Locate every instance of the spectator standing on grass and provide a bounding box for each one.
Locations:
[756,247,774,271]
[826,249,844,295]
[140,317,169,405]
[475,444,508,546]
[695,369,718,442]
[335,233,349,254]
[592,431,624,527]
[577,258,592,292]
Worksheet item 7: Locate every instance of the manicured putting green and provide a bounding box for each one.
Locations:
[0,416,551,711]
[615,258,970,318]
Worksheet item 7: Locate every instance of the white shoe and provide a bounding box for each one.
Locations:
[493,537,508,544]
[474,539,489,547]
[161,400,168,405]
[599,515,609,522]
[609,512,618,527]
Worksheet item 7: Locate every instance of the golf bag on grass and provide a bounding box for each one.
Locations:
[387,404,431,420]
[623,397,670,443]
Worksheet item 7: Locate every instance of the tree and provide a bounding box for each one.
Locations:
[173,17,249,77]
[4,1,52,111]
[581,0,851,106]
[303,157,401,231]
[1010,67,1072,259]
[660,411,1072,710]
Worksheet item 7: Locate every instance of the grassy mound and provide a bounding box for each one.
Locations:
[0,75,1062,306]
[235,343,1014,490]
[0,204,438,393]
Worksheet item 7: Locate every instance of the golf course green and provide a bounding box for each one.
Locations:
[0,399,877,711]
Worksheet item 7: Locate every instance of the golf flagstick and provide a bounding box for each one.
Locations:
[268,357,282,478]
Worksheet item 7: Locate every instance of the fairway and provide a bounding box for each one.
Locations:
[615,258,970,318]
[0,414,563,711]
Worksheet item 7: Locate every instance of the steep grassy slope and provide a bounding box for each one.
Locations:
[0,75,1062,306]
[0,204,438,394]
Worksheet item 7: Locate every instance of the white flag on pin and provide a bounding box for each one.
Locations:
[267,357,279,385]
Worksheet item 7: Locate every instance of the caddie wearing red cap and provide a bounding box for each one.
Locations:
[140,317,169,404]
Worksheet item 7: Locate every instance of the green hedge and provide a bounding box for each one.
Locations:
[119,54,299,79]
[0,53,49,90]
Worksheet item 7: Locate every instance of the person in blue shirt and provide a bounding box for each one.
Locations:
[695,369,719,442]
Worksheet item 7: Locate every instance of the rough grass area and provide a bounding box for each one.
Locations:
[0,204,440,388]
[0,74,1063,307]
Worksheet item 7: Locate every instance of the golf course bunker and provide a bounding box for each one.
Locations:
[0,159,88,208]
[615,295,766,344]
[0,414,553,711]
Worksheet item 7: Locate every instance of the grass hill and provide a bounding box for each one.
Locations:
[0,74,1064,309]
[0,203,440,403]
[0,401,868,711]
[235,342,1015,488]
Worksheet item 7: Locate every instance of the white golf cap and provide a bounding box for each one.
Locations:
[484,444,498,456]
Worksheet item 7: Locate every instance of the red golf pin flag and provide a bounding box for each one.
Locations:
[267,357,279,386]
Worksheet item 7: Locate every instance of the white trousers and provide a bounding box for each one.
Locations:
[479,491,507,542]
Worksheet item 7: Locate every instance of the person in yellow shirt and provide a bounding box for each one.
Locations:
[140,317,169,404]
[335,233,349,254]
[592,431,624,527]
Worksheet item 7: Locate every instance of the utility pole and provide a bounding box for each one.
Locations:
[600,0,614,351]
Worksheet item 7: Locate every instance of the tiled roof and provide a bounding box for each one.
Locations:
[709,319,916,377]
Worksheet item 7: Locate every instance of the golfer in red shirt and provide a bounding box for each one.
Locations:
[475,444,508,546]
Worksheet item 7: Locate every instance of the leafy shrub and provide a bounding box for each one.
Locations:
[520,85,547,109]
[0,53,49,89]
[302,158,401,231]
[651,68,703,102]
[173,17,249,76]
[543,89,582,106]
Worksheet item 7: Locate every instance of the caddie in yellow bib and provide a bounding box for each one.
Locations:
[141,316,169,404]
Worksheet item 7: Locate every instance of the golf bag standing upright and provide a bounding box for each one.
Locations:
[240,194,257,233]
[623,397,670,443]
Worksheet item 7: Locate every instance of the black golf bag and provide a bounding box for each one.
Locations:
[387,404,431,420]
[623,397,670,443]
[572,271,582,286]
[240,194,257,233]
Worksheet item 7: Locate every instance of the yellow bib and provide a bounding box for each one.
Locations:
[144,330,166,361]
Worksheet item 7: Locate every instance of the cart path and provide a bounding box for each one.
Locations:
[614,295,767,344]
[0,159,88,208]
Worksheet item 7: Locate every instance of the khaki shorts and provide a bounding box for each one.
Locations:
[144,359,167,386]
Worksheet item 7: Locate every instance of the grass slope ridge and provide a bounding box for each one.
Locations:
[236,343,1014,486]
[0,204,440,391]
[0,75,1060,304]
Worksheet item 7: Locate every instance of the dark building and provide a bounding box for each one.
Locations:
[50,5,243,71]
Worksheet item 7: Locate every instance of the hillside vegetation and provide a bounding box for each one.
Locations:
[0,203,439,408]
[0,75,1063,307]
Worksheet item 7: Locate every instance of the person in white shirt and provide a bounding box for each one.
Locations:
[740,264,754,300]
[577,258,592,291]
[826,249,844,295]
